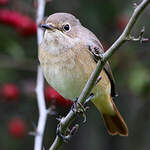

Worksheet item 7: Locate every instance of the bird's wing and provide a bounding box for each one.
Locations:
[86,38,117,97]
[103,62,117,97]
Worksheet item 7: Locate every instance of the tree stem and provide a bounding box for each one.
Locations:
[34,0,46,150]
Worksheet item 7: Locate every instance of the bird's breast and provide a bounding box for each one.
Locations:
[39,44,94,100]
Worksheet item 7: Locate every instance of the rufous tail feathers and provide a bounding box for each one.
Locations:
[93,97,128,136]
[102,98,128,136]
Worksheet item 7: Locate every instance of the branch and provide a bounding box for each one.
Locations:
[34,0,46,150]
[36,0,46,45]
[49,0,150,150]
[34,66,47,150]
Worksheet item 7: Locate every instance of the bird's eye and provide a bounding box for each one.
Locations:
[63,24,70,31]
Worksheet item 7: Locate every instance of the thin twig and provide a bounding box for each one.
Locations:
[49,0,150,150]
[34,0,46,150]
[36,0,46,45]
[34,66,47,150]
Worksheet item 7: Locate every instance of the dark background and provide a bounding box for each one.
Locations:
[0,0,150,150]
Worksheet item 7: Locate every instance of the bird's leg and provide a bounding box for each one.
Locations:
[71,97,78,113]
[56,94,93,142]
[56,124,70,143]
[56,123,79,143]
[71,97,86,114]
[71,97,89,124]
[78,102,89,124]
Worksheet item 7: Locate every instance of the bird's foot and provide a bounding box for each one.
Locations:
[71,97,89,124]
[56,123,79,143]
[71,97,78,113]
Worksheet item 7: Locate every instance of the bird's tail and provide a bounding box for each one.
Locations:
[93,97,128,136]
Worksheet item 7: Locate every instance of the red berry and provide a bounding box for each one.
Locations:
[45,86,73,108]
[8,11,23,27]
[0,9,11,24]
[0,0,8,5]
[0,9,37,37]
[8,117,27,139]
[15,15,37,36]
[116,15,129,31]
[1,83,20,101]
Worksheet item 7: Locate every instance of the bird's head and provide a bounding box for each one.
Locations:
[42,13,81,39]
[41,13,82,54]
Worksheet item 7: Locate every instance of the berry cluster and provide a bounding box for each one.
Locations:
[1,83,72,139]
[0,9,37,36]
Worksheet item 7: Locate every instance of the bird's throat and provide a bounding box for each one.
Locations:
[42,30,79,55]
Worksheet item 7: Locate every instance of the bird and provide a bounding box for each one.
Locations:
[39,12,128,136]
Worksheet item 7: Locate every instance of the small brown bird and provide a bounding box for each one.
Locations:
[39,13,128,136]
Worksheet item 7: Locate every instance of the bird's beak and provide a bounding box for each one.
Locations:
[41,24,56,30]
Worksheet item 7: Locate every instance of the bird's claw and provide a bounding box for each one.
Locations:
[56,94,93,142]
[56,123,79,143]
[71,97,78,113]
[56,124,70,143]
[72,97,87,123]
[71,96,91,124]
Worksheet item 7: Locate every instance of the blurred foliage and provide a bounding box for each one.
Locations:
[0,0,150,150]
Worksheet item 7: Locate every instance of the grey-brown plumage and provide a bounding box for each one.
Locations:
[39,12,128,136]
